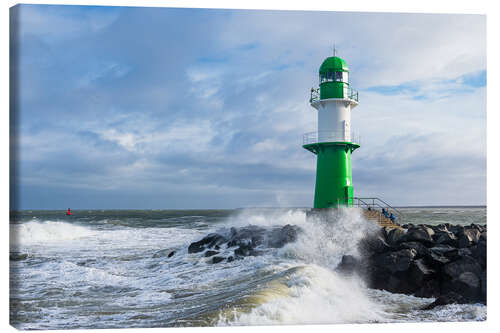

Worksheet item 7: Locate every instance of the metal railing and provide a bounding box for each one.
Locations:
[303,131,360,145]
[309,87,359,103]
[352,197,404,223]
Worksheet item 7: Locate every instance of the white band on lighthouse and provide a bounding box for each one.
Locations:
[312,98,357,143]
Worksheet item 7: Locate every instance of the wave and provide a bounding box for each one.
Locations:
[217,264,386,325]
[10,220,97,246]
[214,208,386,325]
[10,219,204,251]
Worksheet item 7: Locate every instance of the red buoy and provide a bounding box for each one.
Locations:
[66,208,72,216]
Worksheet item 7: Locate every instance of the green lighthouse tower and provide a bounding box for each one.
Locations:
[303,54,360,208]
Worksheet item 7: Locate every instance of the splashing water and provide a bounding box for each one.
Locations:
[216,207,388,325]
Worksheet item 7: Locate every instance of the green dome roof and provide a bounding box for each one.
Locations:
[319,56,349,73]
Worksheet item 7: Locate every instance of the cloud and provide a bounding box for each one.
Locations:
[11,5,486,209]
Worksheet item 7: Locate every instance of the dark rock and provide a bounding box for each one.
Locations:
[168,251,175,258]
[470,241,486,269]
[9,252,28,261]
[337,255,361,274]
[432,224,449,233]
[267,224,298,248]
[409,259,435,286]
[234,245,252,257]
[227,225,264,248]
[423,292,469,310]
[188,233,227,253]
[448,225,464,235]
[227,256,234,263]
[456,248,473,258]
[233,243,263,257]
[457,272,481,300]
[402,227,434,246]
[204,250,219,257]
[442,272,482,302]
[434,231,458,247]
[469,224,484,233]
[211,256,225,264]
[442,255,482,279]
[481,271,486,303]
[429,245,456,257]
[421,225,435,237]
[414,279,440,298]
[398,242,430,258]
[359,232,392,255]
[457,229,481,248]
[386,228,407,246]
[374,249,416,274]
[424,251,450,269]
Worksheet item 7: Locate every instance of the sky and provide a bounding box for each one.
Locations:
[9,4,487,209]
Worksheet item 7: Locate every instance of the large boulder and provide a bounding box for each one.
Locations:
[423,245,456,269]
[398,241,430,259]
[470,241,486,269]
[375,248,417,274]
[402,226,434,246]
[188,233,227,253]
[386,228,407,246]
[227,225,265,248]
[434,231,458,247]
[409,259,436,286]
[9,252,28,261]
[267,224,298,248]
[359,231,392,255]
[424,251,450,269]
[442,255,482,278]
[442,272,482,302]
[457,229,481,248]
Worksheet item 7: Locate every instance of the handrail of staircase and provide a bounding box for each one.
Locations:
[353,199,388,219]
[352,197,404,222]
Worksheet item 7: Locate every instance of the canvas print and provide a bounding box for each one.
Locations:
[9,4,486,330]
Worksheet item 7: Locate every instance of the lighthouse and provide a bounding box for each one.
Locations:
[303,53,360,208]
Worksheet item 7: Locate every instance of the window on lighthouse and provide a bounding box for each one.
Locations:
[335,71,343,82]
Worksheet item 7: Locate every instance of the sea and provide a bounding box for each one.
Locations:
[9,207,487,330]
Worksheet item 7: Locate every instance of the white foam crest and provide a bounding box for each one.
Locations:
[57,261,130,287]
[223,208,307,228]
[10,220,97,246]
[218,264,386,325]
[10,219,204,251]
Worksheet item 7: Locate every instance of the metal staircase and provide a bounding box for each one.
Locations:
[352,197,403,228]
